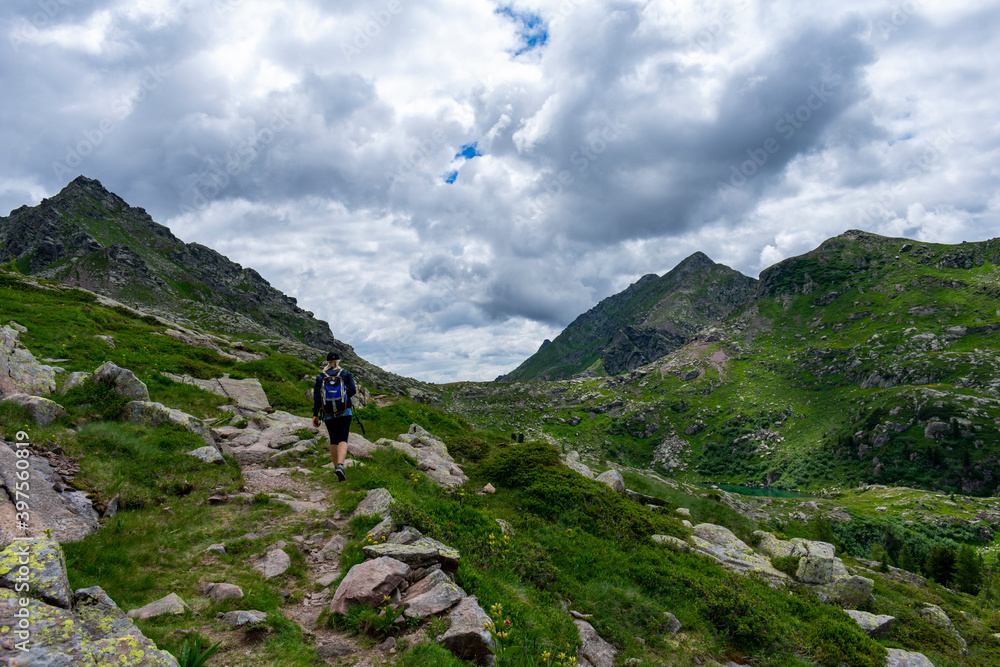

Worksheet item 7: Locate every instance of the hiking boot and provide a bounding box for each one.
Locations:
[335,464,347,482]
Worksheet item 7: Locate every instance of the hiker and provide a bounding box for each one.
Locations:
[312,351,356,482]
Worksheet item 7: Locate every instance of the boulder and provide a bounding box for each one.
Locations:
[0,325,56,398]
[317,534,348,561]
[330,557,411,614]
[401,569,466,618]
[652,535,689,551]
[796,557,835,584]
[885,649,935,666]
[60,371,93,393]
[436,595,495,662]
[0,445,99,542]
[217,610,267,627]
[843,609,895,638]
[0,585,179,666]
[204,582,244,602]
[918,604,967,655]
[575,619,618,667]
[160,373,270,411]
[254,548,291,579]
[596,469,625,493]
[374,425,469,488]
[354,487,394,519]
[688,524,790,582]
[564,457,595,479]
[0,538,73,609]
[363,537,460,573]
[663,612,682,634]
[122,401,214,446]
[347,431,377,459]
[127,593,191,620]
[94,361,150,401]
[73,586,181,665]
[0,393,65,426]
[187,446,224,464]
[815,576,874,608]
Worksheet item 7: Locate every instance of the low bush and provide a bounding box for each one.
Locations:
[771,555,800,578]
[699,574,786,652]
[807,616,886,667]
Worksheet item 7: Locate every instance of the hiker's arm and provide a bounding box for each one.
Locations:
[345,372,357,398]
[312,375,323,417]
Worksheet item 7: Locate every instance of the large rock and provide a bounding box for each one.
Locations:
[0,538,73,609]
[1,393,66,426]
[374,425,469,488]
[0,444,99,542]
[347,432,377,459]
[885,649,935,666]
[204,582,244,602]
[575,619,618,667]
[160,373,270,411]
[796,556,835,584]
[254,548,291,579]
[354,487,394,519]
[0,586,179,666]
[330,557,411,615]
[401,569,466,618]
[754,531,850,580]
[0,326,57,398]
[217,610,267,627]
[127,592,191,620]
[688,524,790,582]
[436,595,495,662]
[919,604,967,655]
[187,446,224,464]
[596,469,625,493]
[122,401,214,446]
[815,576,874,608]
[94,361,150,401]
[363,537,460,573]
[75,586,181,665]
[843,609,896,638]
[563,452,595,479]
[59,371,93,394]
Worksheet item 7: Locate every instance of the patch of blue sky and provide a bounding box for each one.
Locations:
[889,132,914,146]
[495,5,548,56]
[444,143,482,183]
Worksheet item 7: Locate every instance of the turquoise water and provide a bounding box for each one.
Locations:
[705,484,814,499]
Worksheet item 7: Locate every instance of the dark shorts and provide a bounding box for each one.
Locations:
[324,415,352,445]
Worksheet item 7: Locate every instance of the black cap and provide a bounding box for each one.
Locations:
[327,351,340,361]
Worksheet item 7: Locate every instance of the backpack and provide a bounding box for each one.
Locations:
[321,369,349,416]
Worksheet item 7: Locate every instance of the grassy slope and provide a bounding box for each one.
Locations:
[2,262,999,665]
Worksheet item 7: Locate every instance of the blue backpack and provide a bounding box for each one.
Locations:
[321,369,348,416]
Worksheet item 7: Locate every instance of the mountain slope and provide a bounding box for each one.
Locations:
[0,176,418,393]
[443,230,1000,496]
[500,252,756,381]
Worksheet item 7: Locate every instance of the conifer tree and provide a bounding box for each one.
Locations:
[925,546,956,587]
[897,542,916,573]
[955,544,983,595]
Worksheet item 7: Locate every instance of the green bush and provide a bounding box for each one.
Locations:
[771,556,800,578]
[700,574,786,652]
[807,617,886,667]
[60,379,130,422]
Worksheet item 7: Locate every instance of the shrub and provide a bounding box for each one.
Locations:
[771,556,800,578]
[807,617,887,667]
[700,574,785,652]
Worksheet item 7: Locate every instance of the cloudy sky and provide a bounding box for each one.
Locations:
[2,0,999,382]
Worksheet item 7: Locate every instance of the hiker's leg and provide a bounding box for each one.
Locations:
[324,420,337,464]
[336,439,348,466]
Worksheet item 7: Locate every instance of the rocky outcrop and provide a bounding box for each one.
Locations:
[919,604,967,655]
[843,609,896,638]
[161,372,270,410]
[1,393,66,426]
[885,648,935,666]
[563,451,596,479]
[0,539,178,666]
[213,409,322,465]
[372,424,468,488]
[437,595,495,663]
[0,325,56,398]
[94,361,149,401]
[688,524,790,582]
[329,556,412,614]
[127,592,191,620]
[0,441,99,543]
[652,434,688,472]
[575,619,618,667]
[123,400,214,447]
[363,537,460,573]
[596,469,625,493]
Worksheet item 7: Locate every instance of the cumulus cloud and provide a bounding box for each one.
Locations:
[2,0,999,381]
